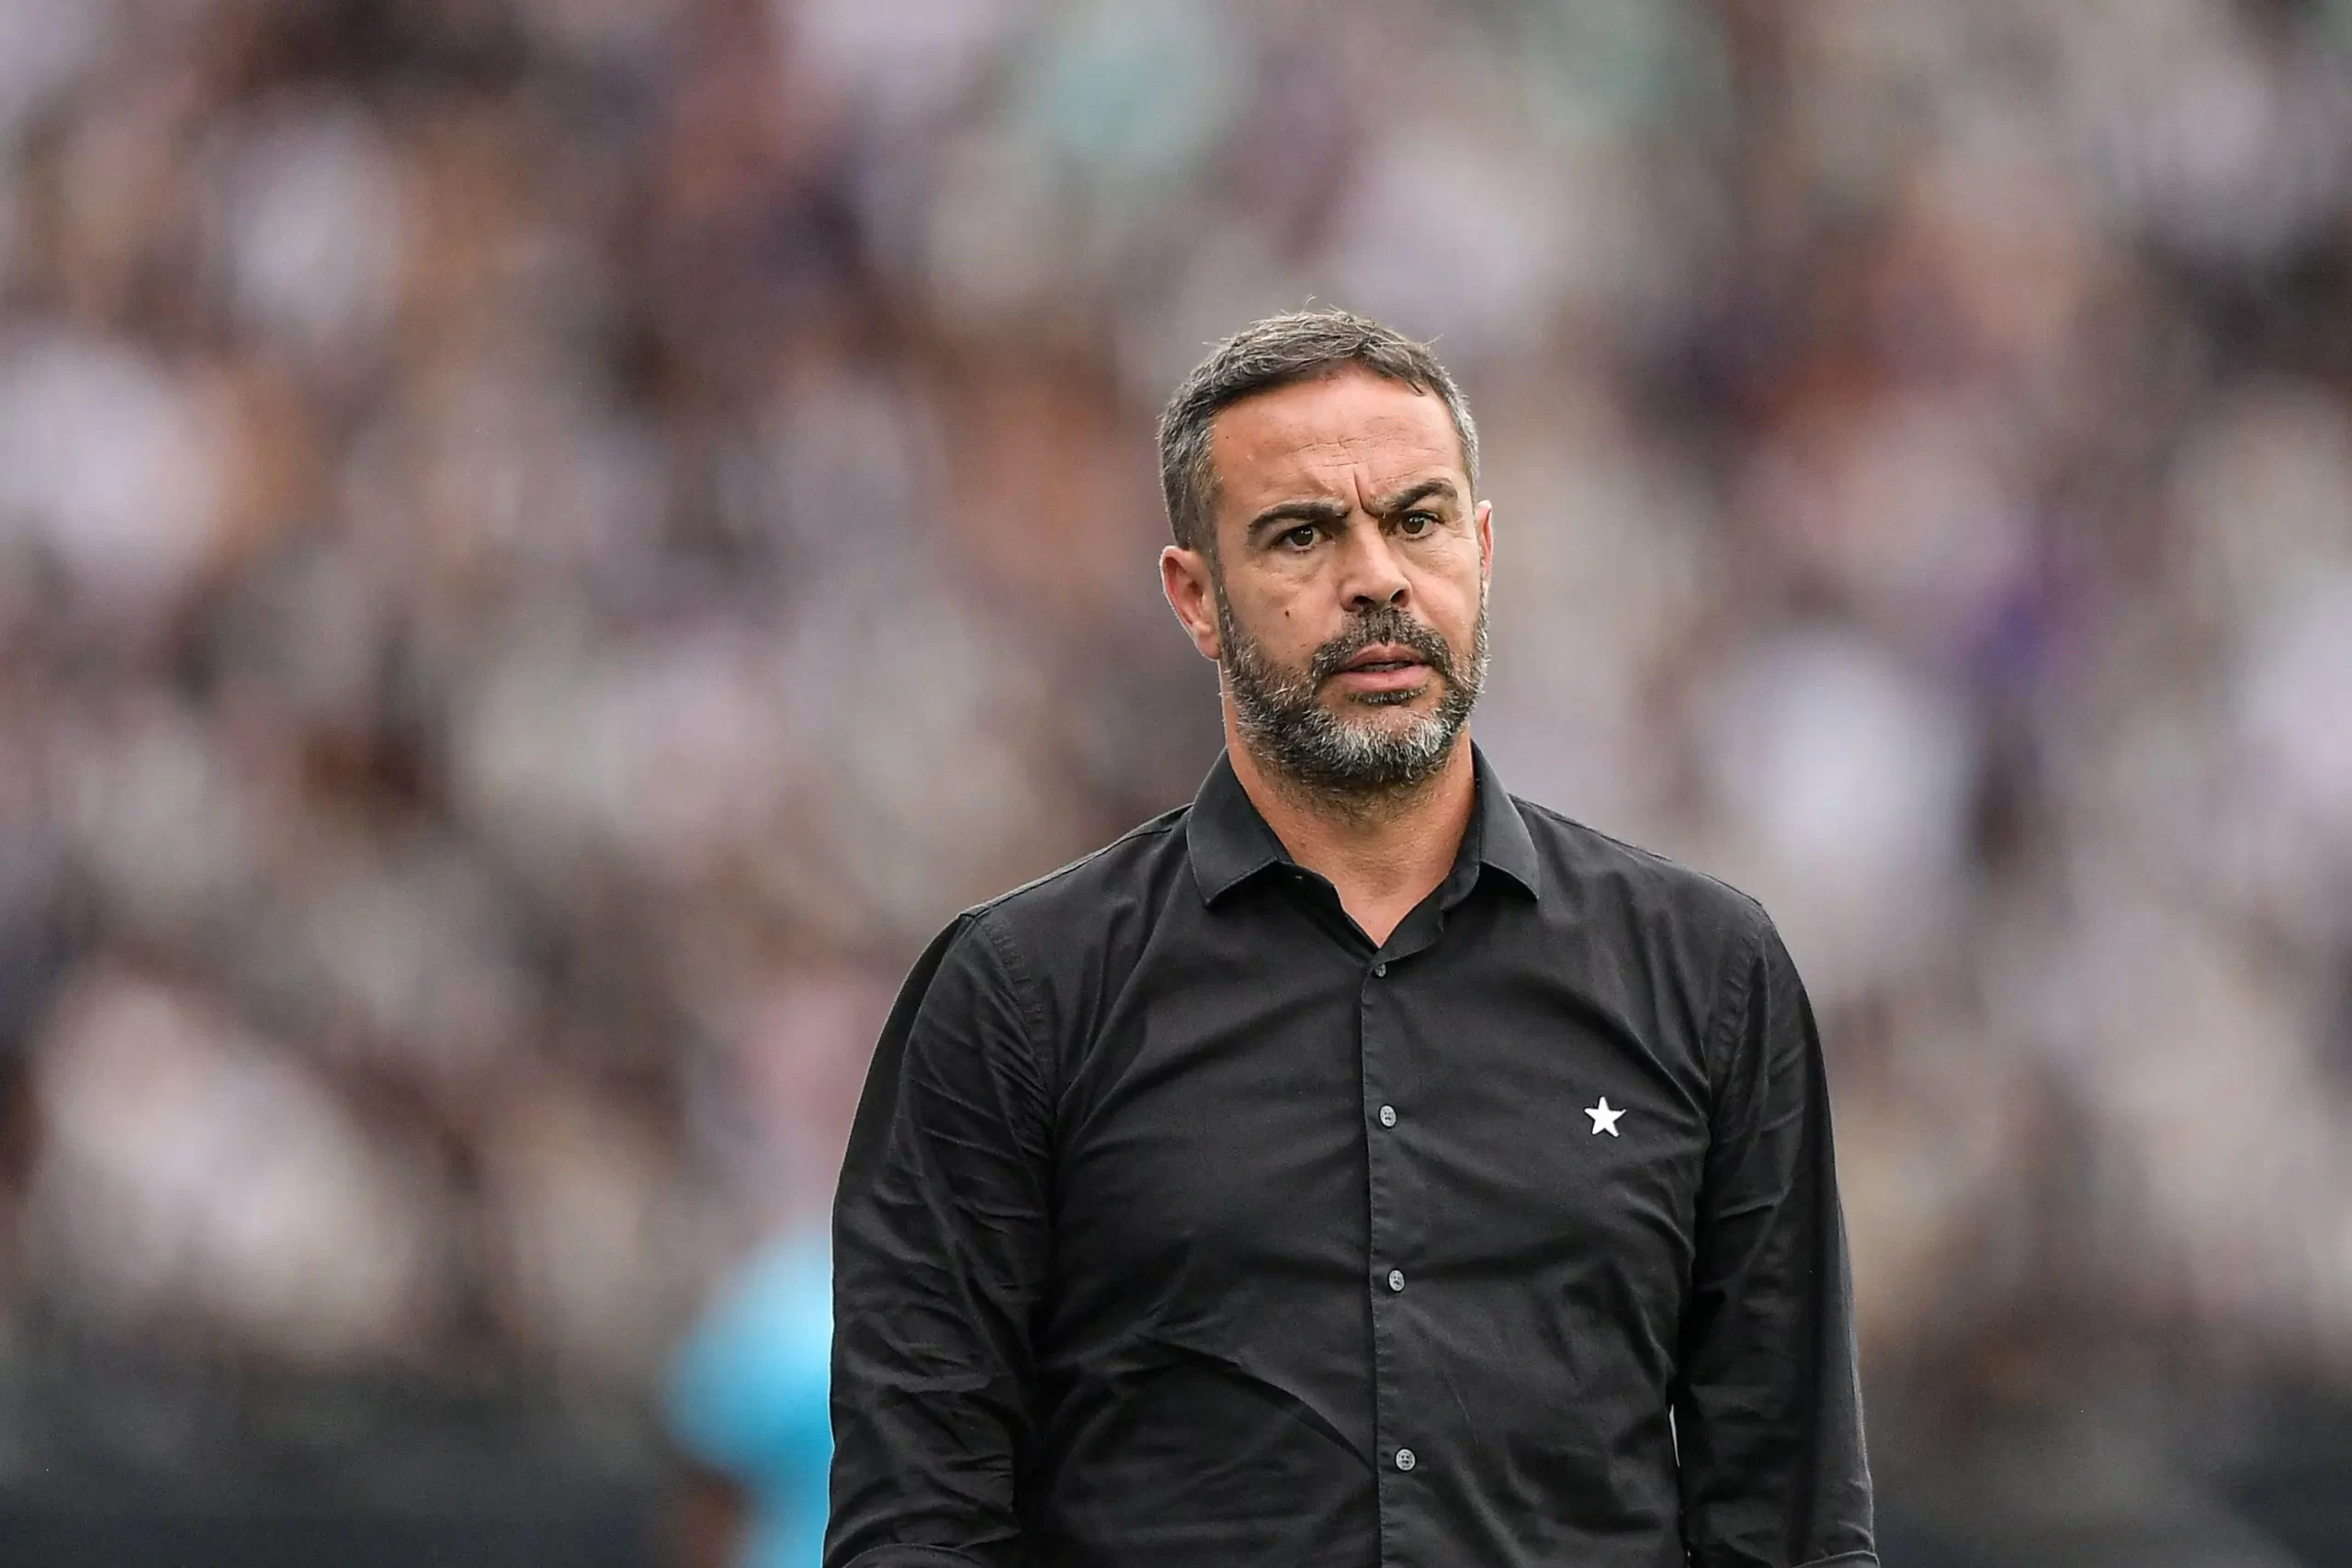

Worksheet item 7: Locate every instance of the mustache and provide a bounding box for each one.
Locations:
[1306,606,1459,686]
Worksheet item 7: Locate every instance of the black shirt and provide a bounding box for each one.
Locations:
[828,747,1876,1568]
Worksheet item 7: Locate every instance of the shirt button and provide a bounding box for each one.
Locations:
[1395,1448,1417,1472]
[1377,1104,1396,1128]
[1386,1269,1405,1292]
[1372,962,1387,977]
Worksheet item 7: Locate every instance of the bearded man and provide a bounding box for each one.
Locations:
[826,310,1877,1568]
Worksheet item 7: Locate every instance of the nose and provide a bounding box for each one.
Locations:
[1337,523,1410,613]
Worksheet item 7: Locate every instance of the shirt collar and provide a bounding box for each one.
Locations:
[1186,742,1544,907]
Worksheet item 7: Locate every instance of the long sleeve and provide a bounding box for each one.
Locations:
[1672,913,1877,1568]
[827,910,1054,1568]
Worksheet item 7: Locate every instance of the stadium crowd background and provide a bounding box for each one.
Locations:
[0,0,2348,1562]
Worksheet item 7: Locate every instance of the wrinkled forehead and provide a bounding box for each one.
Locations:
[1207,367,1469,512]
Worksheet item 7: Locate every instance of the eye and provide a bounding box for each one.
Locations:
[1280,525,1320,551]
[1399,511,1438,536]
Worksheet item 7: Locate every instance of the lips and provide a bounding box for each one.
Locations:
[1307,613,1456,690]
[1338,645,1429,674]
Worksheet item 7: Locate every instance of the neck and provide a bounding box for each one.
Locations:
[1224,713,1478,944]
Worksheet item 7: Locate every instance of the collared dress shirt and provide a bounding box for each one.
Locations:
[829,747,1876,1568]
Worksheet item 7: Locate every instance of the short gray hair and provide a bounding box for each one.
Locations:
[1156,308,1481,555]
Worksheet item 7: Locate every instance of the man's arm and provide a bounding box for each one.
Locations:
[828,911,1052,1568]
[1671,911,1877,1568]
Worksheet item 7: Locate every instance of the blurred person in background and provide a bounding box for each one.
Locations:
[669,1230,833,1568]
[824,310,1873,1568]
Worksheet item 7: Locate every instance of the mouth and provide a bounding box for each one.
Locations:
[1329,643,1434,694]
[1336,644,1429,675]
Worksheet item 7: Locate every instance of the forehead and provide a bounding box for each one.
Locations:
[1207,366,1466,510]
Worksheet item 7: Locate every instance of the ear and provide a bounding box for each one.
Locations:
[1475,498,1494,584]
[1160,545,1222,660]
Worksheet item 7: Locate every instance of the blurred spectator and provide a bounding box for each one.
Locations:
[667,1231,831,1568]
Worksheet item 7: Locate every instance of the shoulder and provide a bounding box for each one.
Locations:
[882,808,1191,1054]
[910,805,1193,1057]
[1509,795,1776,984]
[1508,797,1792,1082]
[959,803,1193,954]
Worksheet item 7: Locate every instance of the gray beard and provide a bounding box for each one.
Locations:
[1215,580,1488,800]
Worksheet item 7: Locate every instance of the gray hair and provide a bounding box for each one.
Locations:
[1156,308,1481,555]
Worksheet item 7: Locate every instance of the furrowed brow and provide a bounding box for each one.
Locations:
[1244,497,1351,544]
[1369,478,1460,517]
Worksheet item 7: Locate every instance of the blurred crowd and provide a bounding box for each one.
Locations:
[0,0,2348,1499]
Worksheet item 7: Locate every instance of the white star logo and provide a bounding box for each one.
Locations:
[1585,1097,1624,1136]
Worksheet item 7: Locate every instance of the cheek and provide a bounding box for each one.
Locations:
[1233,574,1337,658]
[1414,550,1485,619]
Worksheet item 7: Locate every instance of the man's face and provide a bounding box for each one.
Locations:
[1162,366,1493,795]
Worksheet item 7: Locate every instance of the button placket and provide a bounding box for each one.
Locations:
[1363,947,1408,1554]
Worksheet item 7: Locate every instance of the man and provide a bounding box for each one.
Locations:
[827,310,1876,1568]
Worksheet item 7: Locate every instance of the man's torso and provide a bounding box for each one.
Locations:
[977,760,1760,1565]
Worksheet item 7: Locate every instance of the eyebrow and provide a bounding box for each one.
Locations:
[1242,478,1463,545]
[1243,497,1351,544]
[1370,478,1460,516]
